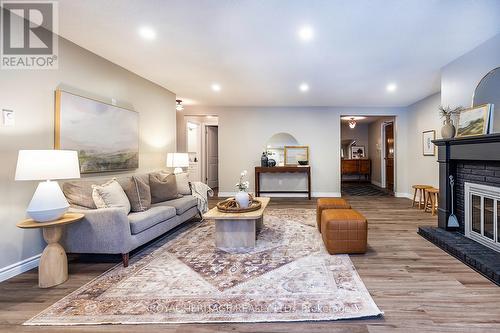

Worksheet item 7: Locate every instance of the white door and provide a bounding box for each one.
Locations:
[186,121,201,182]
[206,126,218,188]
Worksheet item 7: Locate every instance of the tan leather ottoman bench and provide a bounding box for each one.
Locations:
[316,198,351,232]
[321,209,367,254]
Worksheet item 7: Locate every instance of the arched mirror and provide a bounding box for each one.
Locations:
[265,132,298,166]
[473,67,500,133]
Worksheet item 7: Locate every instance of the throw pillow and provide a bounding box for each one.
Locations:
[63,180,101,209]
[175,172,191,195]
[92,178,131,214]
[149,172,178,203]
[123,175,152,212]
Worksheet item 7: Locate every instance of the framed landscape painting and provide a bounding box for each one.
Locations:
[55,90,139,173]
[456,104,492,138]
[284,146,309,165]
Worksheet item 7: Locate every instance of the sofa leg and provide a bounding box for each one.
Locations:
[122,253,129,267]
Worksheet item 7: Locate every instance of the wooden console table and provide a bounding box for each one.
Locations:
[341,159,371,181]
[255,166,311,199]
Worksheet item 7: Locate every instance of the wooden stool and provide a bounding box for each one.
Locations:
[425,187,439,216]
[321,209,367,254]
[316,198,351,233]
[412,185,432,209]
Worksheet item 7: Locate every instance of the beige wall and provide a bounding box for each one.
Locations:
[0,38,177,276]
[179,106,409,197]
[405,93,441,192]
[341,122,369,158]
[368,117,395,186]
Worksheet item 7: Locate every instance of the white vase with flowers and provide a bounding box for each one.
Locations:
[235,170,250,208]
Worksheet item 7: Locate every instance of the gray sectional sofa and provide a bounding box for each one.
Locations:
[60,173,200,267]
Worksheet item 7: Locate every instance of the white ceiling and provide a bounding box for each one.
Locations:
[57,0,500,107]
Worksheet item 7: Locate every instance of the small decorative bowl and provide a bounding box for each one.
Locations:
[298,160,308,165]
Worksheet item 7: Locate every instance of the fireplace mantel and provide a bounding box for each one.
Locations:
[433,133,500,230]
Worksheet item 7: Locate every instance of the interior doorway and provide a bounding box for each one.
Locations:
[184,115,219,190]
[340,115,395,196]
[205,125,218,189]
[382,121,395,194]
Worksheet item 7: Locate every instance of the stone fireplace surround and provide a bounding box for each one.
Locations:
[418,134,500,285]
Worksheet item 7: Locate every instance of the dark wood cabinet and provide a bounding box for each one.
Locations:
[341,159,371,181]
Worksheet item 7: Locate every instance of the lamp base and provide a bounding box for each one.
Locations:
[26,180,69,222]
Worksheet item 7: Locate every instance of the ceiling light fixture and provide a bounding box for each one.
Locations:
[138,26,156,40]
[386,83,397,92]
[298,25,314,41]
[348,118,357,129]
[176,99,184,111]
[299,83,309,92]
[211,83,221,92]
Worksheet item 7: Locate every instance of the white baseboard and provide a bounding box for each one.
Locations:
[0,253,41,283]
[395,192,412,199]
[218,192,341,198]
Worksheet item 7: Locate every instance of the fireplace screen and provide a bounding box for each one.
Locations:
[465,182,500,252]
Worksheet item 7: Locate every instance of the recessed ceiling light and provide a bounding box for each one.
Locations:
[298,25,314,41]
[299,83,309,92]
[211,83,221,92]
[386,83,397,92]
[138,26,156,40]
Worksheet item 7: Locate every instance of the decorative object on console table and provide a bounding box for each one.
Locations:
[456,104,492,138]
[15,150,81,222]
[55,90,139,173]
[166,152,189,174]
[439,105,461,139]
[260,152,268,167]
[254,166,311,199]
[422,130,436,156]
[284,145,309,165]
[235,170,250,208]
[267,159,276,167]
[17,213,84,288]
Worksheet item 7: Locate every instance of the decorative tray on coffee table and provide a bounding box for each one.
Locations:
[216,196,262,213]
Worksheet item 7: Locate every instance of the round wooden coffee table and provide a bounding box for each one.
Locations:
[17,213,84,288]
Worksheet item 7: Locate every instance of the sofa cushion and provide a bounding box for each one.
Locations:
[152,195,197,215]
[128,206,176,235]
[150,172,179,203]
[92,179,131,214]
[175,172,191,195]
[63,180,104,209]
[122,175,152,212]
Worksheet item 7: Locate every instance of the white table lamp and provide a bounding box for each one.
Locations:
[15,150,80,222]
[166,153,189,174]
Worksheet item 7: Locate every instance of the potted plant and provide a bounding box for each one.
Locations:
[439,105,462,139]
[235,170,251,208]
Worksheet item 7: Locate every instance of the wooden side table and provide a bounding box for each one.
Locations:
[17,213,84,288]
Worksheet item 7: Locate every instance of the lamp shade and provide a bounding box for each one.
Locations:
[166,153,189,168]
[15,150,81,181]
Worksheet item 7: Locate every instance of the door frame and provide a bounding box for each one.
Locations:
[184,115,218,185]
[381,120,396,192]
[204,125,219,188]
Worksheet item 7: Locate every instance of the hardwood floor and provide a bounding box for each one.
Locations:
[1,195,499,332]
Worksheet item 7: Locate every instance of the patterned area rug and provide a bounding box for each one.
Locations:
[26,208,382,325]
